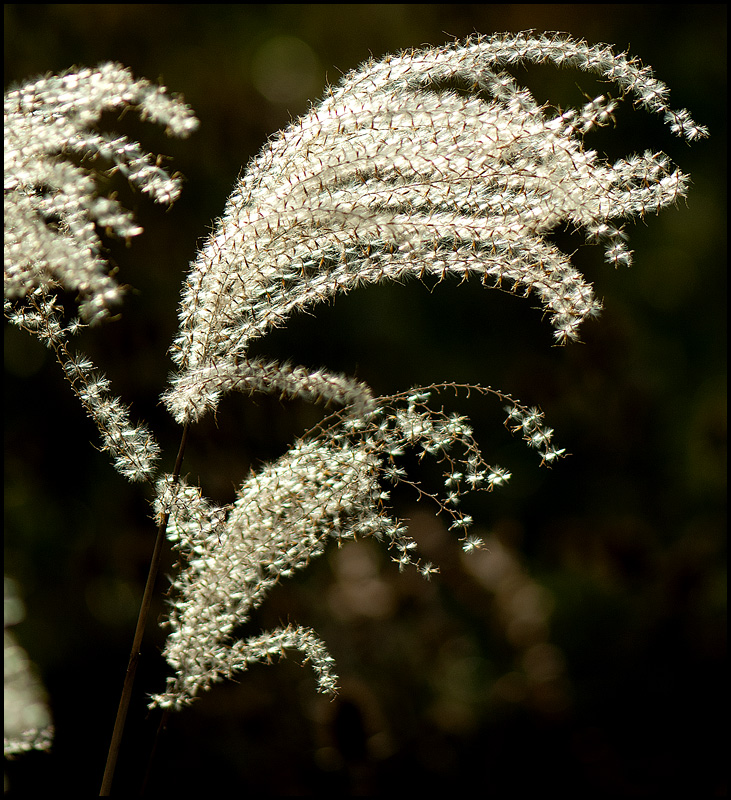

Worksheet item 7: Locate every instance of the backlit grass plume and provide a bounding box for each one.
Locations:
[4,32,706,736]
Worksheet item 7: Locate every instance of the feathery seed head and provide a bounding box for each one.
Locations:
[165,33,704,424]
[4,63,197,323]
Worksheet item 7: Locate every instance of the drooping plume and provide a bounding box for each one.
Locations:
[165,33,706,424]
[4,62,198,323]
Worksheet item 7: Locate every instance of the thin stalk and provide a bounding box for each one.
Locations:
[140,708,171,795]
[99,422,189,796]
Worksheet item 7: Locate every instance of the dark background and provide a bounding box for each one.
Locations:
[4,5,726,796]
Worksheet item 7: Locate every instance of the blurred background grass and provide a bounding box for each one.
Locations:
[4,4,726,796]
